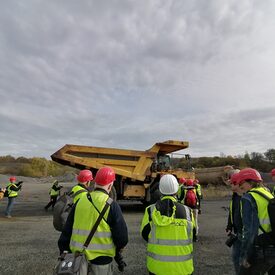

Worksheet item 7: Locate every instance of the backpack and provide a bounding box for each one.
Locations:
[184,189,197,208]
[53,189,87,232]
[249,190,275,242]
[4,189,9,197]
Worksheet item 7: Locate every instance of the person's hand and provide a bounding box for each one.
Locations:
[118,260,127,272]
[241,259,251,268]
[226,228,232,235]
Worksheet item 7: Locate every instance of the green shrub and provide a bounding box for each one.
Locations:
[18,157,77,177]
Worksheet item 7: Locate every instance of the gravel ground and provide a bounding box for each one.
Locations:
[0,180,234,275]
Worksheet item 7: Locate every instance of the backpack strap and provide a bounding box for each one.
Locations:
[86,193,109,223]
[249,190,272,201]
[71,189,87,198]
[83,197,113,248]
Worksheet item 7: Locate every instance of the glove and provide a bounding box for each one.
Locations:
[118,260,127,272]
[115,251,127,272]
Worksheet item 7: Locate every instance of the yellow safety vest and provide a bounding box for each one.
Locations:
[177,185,184,202]
[70,191,115,261]
[249,187,273,235]
[71,185,88,204]
[50,185,59,196]
[196,184,202,197]
[141,196,194,275]
[7,183,18,198]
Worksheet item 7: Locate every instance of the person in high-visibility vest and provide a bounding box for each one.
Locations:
[58,167,128,275]
[5,176,23,218]
[141,174,195,275]
[225,171,243,275]
[271,168,275,195]
[238,168,275,274]
[44,180,63,211]
[194,179,202,214]
[69,169,92,204]
[177,177,186,203]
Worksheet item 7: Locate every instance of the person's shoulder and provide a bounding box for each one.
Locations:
[241,193,254,203]
[109,200,122,212]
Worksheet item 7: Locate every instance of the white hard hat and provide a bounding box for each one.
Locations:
[159,174,179,195]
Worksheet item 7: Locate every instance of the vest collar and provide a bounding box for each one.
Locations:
[161,195,177,202]
[94,188,109,195]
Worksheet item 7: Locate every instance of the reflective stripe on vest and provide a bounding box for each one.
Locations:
[147,251,193,262]
[7,183,18,197]
[249,187,273,235]
[72,229,112,238]
[70,191,115,260]
[70,240,114,251]
[147,197,194,275]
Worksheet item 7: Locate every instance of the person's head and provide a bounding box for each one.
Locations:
[159,174,179,196]
[179,177,186,185]
[94,167,115,193]
[271,169,275,182]
[9,176,16,183]
[185,179,194,187]
[237,168,262,193]
[229,172,243,194]
[193,179,199,185]
[53,180,59,185]
[77,169,93,187]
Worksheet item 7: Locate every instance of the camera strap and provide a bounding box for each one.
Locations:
[83,197,113,249]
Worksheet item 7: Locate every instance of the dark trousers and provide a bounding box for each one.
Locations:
[45,196,58,209]
[239,246,275,275]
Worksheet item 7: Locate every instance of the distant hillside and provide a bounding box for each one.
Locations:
[0,155,78,177]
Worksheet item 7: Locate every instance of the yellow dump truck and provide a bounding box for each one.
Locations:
[51,140,195,203]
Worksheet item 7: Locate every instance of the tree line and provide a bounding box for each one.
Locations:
[0,155,77,177]
[0,148,275,177]
[172,149,275,173]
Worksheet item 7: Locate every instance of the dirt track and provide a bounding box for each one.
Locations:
[0,181,234,275]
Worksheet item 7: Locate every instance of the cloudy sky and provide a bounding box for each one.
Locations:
[0,0,275,159]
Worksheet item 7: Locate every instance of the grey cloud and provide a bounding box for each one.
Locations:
[0,1,275,158]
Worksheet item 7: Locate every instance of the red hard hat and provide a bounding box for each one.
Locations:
[230,173,239,185]
[95,167,115,186]
[179,177,186,184]
[271,169,275,177]
[77,170,93,183]
[9,176,16,183]
[186,179,194,186]
[237,168,262,184]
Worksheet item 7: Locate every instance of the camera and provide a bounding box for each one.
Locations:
[225,233,238,247]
